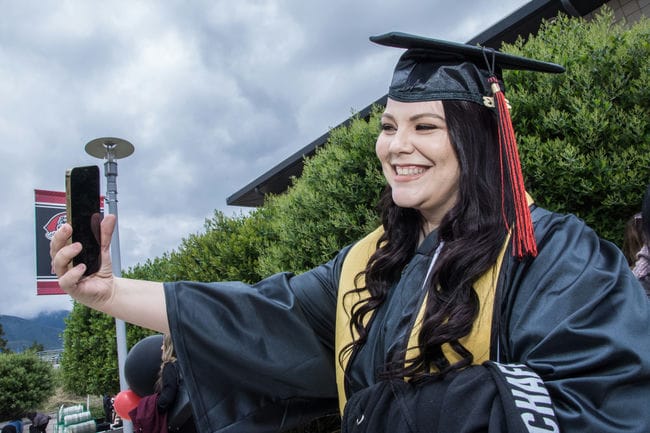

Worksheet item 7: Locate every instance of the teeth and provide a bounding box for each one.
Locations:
[395,166,425,176]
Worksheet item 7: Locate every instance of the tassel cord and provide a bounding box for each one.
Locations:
[489,76,538,258]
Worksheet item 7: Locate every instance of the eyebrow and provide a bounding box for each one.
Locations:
[381,112,446,122]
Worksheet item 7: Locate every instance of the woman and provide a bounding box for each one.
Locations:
[50,32,650,432]
[155,334,179,414]
[632,184,650,296]
[155,334,195,433]
[26,412,50,433]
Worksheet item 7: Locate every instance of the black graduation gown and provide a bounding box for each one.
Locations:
[164,205,650,433]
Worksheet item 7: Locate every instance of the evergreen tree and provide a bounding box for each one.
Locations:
[26,341,45,353]
[0,323,8,353]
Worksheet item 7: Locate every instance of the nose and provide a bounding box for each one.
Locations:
[388,129,414,154]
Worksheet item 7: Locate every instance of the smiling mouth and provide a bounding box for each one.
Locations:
[394,166,427,176]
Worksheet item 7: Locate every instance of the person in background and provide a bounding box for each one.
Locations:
[102,394,114,426]
[155,334,179,413]
[2,418,23,433]
[50,32,650,432]
[155,334,195,433]
[127,334,194,433]
[26,412,50,433]
[622,212,644,267]
[632,184,650,295]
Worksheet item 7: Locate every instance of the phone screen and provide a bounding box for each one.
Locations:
[66,165,102,276]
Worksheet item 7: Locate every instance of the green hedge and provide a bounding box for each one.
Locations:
[505,9,650,244]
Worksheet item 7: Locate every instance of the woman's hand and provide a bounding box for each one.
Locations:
[50,213,170,333]
[50,214,117,310]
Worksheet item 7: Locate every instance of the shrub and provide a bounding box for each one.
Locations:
[0,352,55,420]
[504,9,650,244]
[259,108,384,275]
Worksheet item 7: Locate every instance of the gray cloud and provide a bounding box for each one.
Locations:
[0,0,529,318]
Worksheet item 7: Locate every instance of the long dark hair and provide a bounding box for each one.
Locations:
[342,99,513,380]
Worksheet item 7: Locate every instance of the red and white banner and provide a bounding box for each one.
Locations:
[34,189,104,295]
[35,190,66,295]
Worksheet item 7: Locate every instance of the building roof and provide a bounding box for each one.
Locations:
[227,0,606,207]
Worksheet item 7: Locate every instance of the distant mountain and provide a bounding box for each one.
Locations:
[0,310,69,352]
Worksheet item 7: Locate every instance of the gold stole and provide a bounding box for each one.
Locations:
[334,226,510,415]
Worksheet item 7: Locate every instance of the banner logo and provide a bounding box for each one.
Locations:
[43,212,67,240]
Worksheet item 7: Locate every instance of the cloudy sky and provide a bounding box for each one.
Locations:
[0,0,529,318]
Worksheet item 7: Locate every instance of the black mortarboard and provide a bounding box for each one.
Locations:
[370,31,564,104]
[370,32,566,258]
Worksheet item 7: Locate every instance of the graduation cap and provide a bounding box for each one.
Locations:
[370,32,566,258]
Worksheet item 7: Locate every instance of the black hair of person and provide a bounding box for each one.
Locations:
[342,99,512,380]
[339,32,564,380]
[370,32,564,259]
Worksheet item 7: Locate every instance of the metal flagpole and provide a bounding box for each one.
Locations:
[86,137,135,433]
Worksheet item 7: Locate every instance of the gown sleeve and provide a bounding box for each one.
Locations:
[500,207,650,432]
[164,246,350,433]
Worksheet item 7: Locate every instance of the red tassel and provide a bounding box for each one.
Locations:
[488,76,537,258]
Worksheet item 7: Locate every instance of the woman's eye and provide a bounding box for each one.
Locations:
[416,124,437,131]
[381,123,396,132]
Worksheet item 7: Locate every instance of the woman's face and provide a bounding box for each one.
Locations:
[376,99,460,231]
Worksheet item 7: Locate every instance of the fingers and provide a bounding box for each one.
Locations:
[50,214,116,280]
[57,261,87,293]
[98,215,116,273]
[50,238,86,293]
[50,238,80,278]
[50,223,77,278]
[49,214,118,300]
[49,223,72,260]
[100,214,117,251]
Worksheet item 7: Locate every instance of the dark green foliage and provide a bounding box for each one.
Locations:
[0,352,55,420]
[160,210,265,283]
[127,209,269,284]
[259,109,384,275]
[61,303,152,395]
[503,8,650,244]
[25,342,45,353]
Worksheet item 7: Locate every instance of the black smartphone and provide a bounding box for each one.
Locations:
[65,165,102,276]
